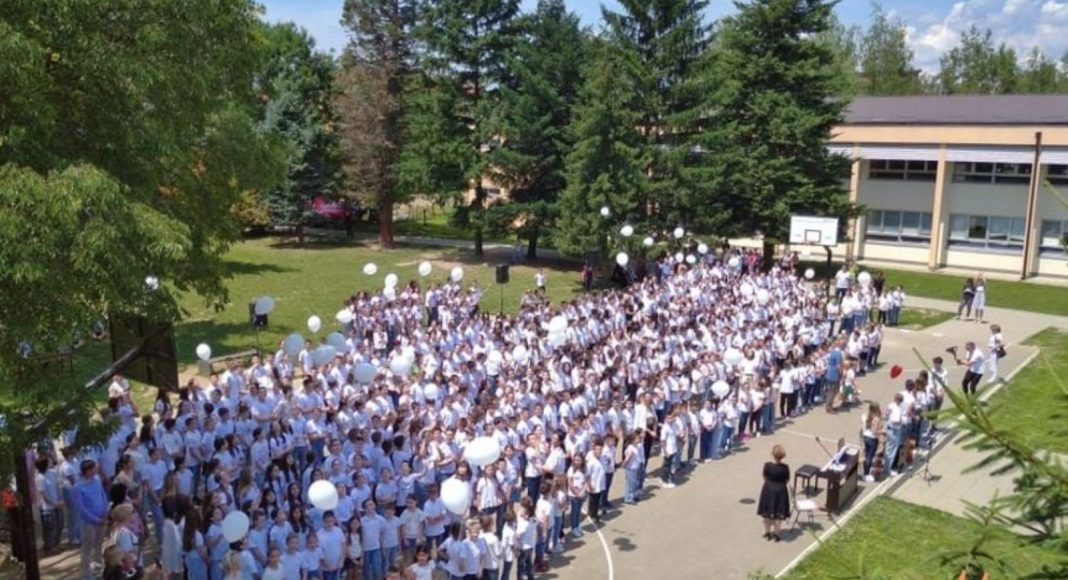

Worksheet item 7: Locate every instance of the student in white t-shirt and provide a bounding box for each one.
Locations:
[405,545,435,580]
[381,506,402,572]
[300,532,322,578]
[397,496,425,563]
[316,511,345,579]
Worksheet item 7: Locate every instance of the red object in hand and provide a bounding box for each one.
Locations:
[890,365,903,379]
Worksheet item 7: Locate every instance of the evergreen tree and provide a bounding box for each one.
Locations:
[707,0,852,262]
[336,0,419,248]
[601,0,712,234]
[817,12,861,96]
[1018,46,1061,94]
[400,0,522,256]
[555,39,645,259]
[857,6,922,95]
[257,23,342,246]
[484,0,587,259]
[938,26,1018,94]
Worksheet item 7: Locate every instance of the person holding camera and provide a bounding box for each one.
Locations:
[953,342,985,396]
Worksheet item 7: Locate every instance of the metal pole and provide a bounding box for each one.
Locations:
[825,246,834,299]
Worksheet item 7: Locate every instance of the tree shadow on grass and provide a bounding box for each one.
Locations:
[225,260,298,276]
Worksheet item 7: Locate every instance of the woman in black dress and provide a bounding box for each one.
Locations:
[757,444,790,541]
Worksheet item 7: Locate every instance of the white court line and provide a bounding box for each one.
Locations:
[587,515,615,580]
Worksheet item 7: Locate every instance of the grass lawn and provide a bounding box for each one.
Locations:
[985,328,1068,454]
[783,497,1065,579]
[800,260,1068,317]
[896,307,954,330]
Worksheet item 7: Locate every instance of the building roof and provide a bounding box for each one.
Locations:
[843,95,1068,126]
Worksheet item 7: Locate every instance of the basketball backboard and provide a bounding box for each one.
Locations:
[789,215,839,246]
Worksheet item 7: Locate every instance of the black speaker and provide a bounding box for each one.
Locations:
[495,263,510,284]
[248,300,268,328]
[109,315,179,391]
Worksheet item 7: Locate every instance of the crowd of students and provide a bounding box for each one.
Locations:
[34,250,911,580]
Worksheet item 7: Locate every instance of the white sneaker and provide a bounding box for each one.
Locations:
[890,470,900,476]
[864,475,874,482]
[662,482,676,488]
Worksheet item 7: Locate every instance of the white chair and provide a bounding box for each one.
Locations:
[792,495,818,529]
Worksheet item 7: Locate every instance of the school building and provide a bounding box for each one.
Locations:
[831,94,1068,280]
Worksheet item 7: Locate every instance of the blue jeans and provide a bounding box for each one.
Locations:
[762,404,775,434]
[525,475,541,504]
[624,467,639,502]
[322,571,340,580]
[517,548,534,580]
[889,306,901,326]
[602,472,614,507]
[863,436,878,476]
[569,497,584,531]
[686,435,698,464]
[63,486,81,544]
[737,411,749,439]
[363,548,384,580]
[699,429,713,460]
[885,427,904,472]
[501,560,513,580]
[662,452,677,484]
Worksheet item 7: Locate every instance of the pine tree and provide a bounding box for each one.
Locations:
[601,0,712,234]
[707,0,852,262]
[257,23,342,246]
[484,0,587,259]
[336,0,419,248]
[555,39,645,259]
[400,0,522,256]
[857,6,922,95]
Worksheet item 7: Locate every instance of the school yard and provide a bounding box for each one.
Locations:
[13,232,1068,579]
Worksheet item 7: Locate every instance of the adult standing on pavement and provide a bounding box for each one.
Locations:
[973,274,987,323]
[955,341,985,396]
[756,445,790,542]
[956,278,976,320]
[987,324,1005,384]
[825,338,844,413]
[72,458,109,579]
[35,455,64,553]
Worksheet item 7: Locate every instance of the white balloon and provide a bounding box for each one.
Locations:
[804,268,816,280]
[221,510,250,543]
[740,283,754,297]
[195,343,211,361]
[308,480,339,511]
[488,350,504,365]
[450,266,464,283]
[512,345,529,364]
[402,345,417,363]
[390,356,412,377]
[620,224,634,237]
[674,252,684,263]
[424,383,440,401]
[326,332,346,350]
[336,308,354,325]
[384,273,399,288]
[363,263,378,276]
[600,206,611,218]
[464,437,502,467]
[697,243,709,255]
[756,288,770,305]
[616,252,629,267]
[307,315,322,333]
[858,271,872,287]
[283,333,304,357]
[643,236,655,247]
[686,254,697,265]
[728,256,740,269]
[254,296,275,316]
[548,330,567,347]
[723,348,744,367]
[383,286,397,301]
[712,380,731,398]
[548,315,568,333]
[418,261,433,277]
[144,275,160,291]
[441,478,473,515]
[673,227,685,239]
[312,345,337,366]
[354,362,376,384]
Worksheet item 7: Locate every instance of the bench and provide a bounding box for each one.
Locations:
[197,348,260,376]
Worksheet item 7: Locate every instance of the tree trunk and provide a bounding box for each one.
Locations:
[296,222,305,246]
[526,233,538,260]
[473,184,486,257]
[379,199,395,248]
[762,239,775,271]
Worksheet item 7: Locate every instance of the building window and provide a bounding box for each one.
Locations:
[949,213,1025,251]
[1041,220,1068,254]
[868,159,937,181]
[1047,164,1068,186]
[866,209,932,244]
[952,162,1032,185]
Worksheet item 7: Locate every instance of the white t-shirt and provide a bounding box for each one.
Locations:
[317,527,344,570]
[967,349,986,374]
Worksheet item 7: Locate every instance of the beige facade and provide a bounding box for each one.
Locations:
[828,98,1068,280]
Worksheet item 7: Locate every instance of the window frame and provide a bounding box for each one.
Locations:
[865,209,934,245]
[948,213,1026,252]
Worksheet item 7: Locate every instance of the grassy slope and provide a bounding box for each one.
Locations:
[784,497,1064,579]
[986,328,1068,454]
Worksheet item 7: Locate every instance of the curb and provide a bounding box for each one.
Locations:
[774,346,1042,578]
